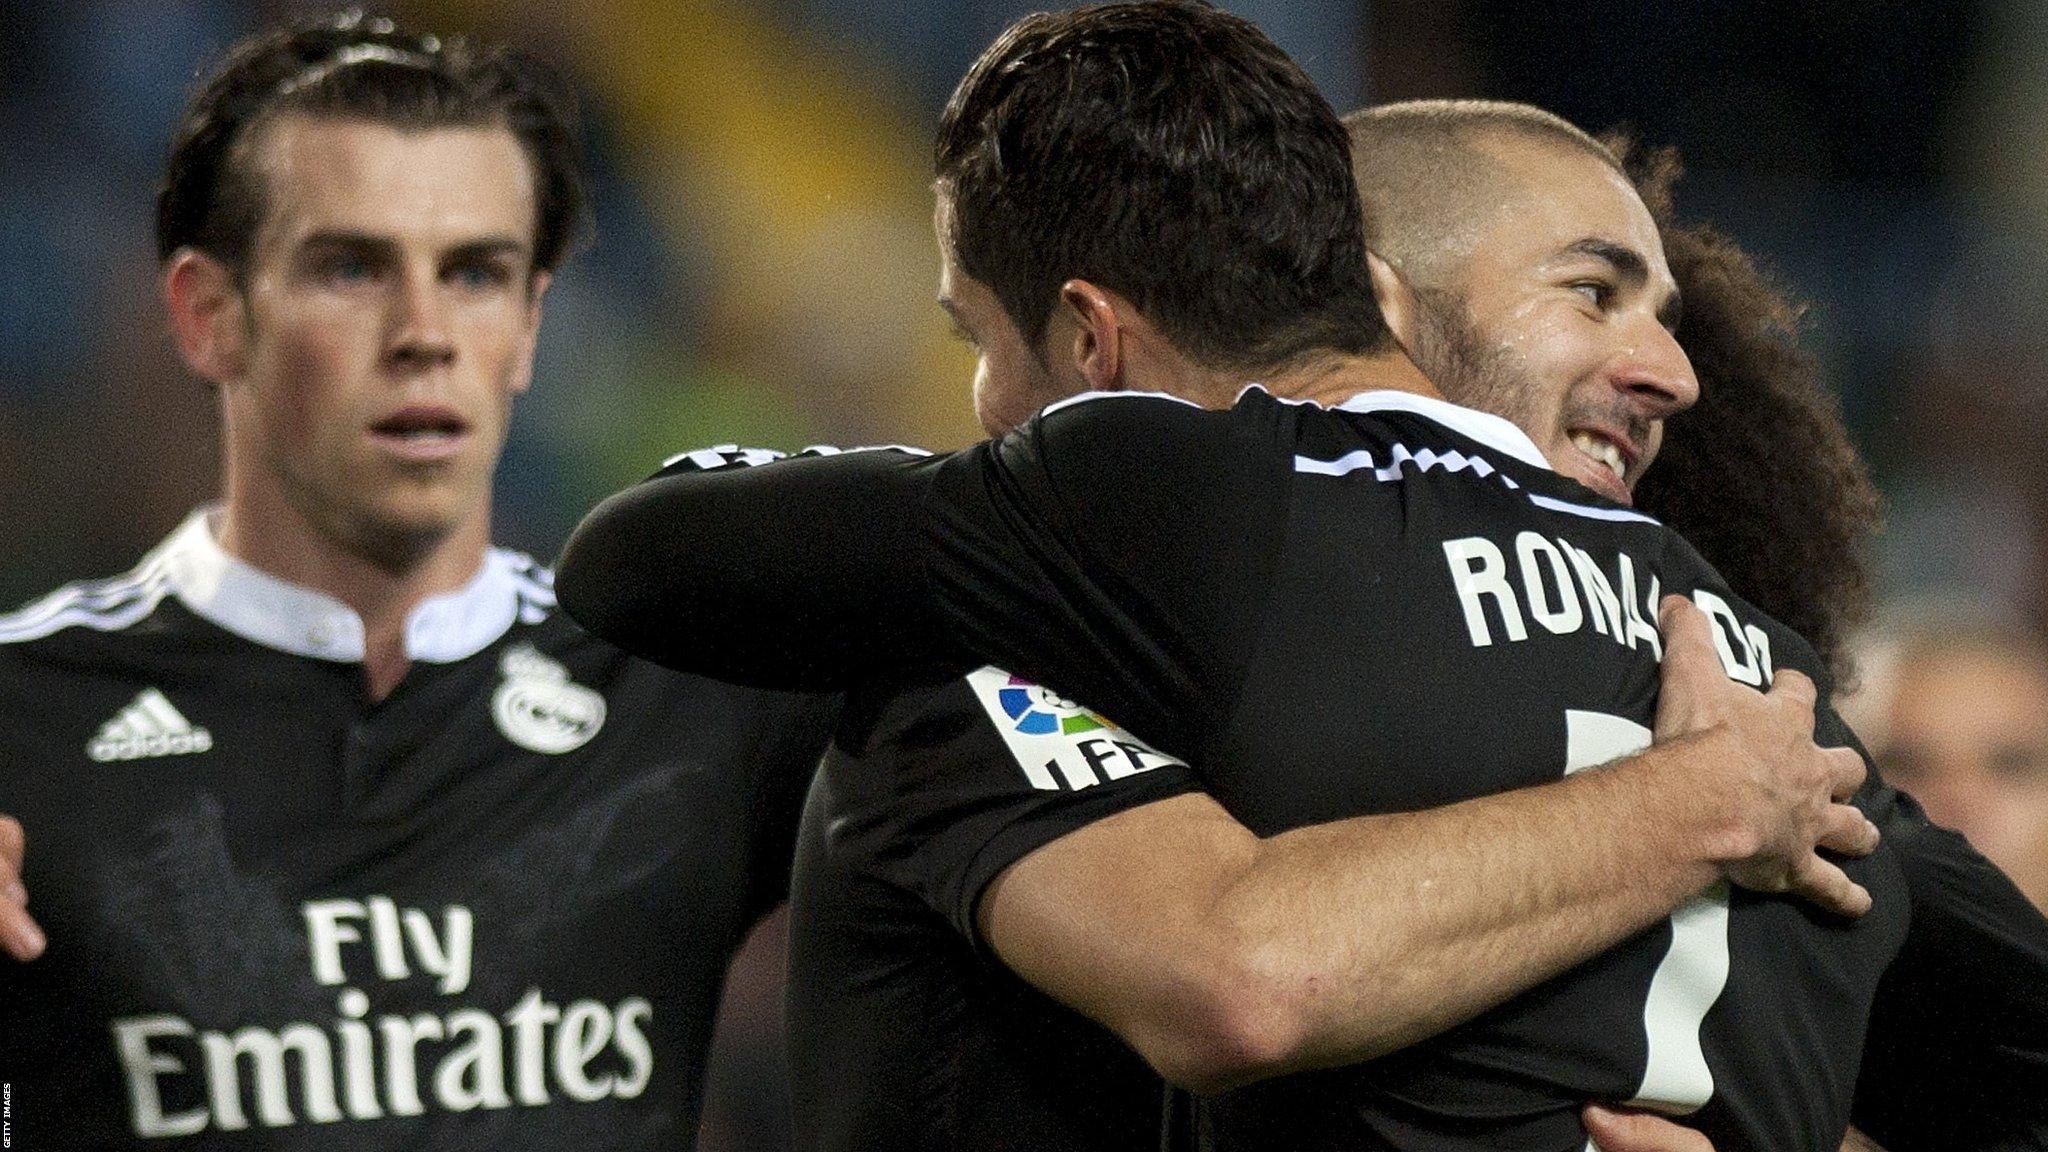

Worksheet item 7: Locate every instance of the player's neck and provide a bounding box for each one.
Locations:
[1261,348,1443,409]
[215,494,491,701]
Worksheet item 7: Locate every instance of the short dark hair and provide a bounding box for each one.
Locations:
[157,10,588,278]
[934,0,1390,372]
[1344,101,1624,287]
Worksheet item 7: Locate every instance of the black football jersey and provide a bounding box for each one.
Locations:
[786,669,1199,1152]
[0,510,837,1150]
[557,389,2048,1151]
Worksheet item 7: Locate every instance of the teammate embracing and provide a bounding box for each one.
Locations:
[559,4,2048,1150]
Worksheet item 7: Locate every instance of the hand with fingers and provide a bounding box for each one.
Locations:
[1583,1105,1716,1151]
[1654,595,1879,917]
[0,814,45,961]
[1583,1106,1885,1152]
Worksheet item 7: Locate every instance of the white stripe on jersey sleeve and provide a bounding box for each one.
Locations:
[1528,494,1662,526]
[0,573,172,645]
[660,444,791,471]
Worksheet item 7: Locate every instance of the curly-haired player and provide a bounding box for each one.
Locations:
[560,13,2048,1145]
[1626,145,1882,687]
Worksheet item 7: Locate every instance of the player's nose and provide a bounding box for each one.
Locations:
[1610,319,1698,419]
[386,266,457,371]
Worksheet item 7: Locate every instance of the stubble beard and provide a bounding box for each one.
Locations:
[1410,288,1538,433]
[1411,290,1655,488]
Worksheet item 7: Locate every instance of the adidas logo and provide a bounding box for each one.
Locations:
[88,688,213,763]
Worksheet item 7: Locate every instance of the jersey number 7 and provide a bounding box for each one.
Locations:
[1567,709,1732,1145]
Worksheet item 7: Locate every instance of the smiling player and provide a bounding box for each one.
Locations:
[556,6,2048,1149]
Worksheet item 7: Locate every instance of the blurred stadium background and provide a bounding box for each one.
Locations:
[4,2,2046,1148]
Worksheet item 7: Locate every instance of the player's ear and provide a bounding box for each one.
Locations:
[1058,279,1124,392]
[164,249,249,386]
[1367,250,1423,355]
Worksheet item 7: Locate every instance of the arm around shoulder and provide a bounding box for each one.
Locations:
[972,594,1878,1096]
[977,752,1733,1095]
[556,448,951,690]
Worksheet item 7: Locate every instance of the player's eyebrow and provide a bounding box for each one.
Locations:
[1558,237,1683,332]
[296,231,530,261]
[296,230,396,256]
[441,236,532,264]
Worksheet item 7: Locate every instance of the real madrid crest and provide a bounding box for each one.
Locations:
[492,644,606,754]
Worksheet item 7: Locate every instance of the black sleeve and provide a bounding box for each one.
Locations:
[555,447,962,691]
[556,394,1287,754]
[835,668,1203,946]
[1852,785,2048,1150]
[739,689,844,921]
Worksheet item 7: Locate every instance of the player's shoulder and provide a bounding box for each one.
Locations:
[0,551,181,656]
[489,546,560,624]
[647,441,937,481]
[857,666,1184,796]
[1027,387,1266,445]
[1017,384,1561,473]
[1002,388,1283,501]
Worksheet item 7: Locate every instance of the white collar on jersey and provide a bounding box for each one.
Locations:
[150,507,535,664]
[1231,383,1553,472]
[1328,391,1552,471]
[1040,385,1556,475]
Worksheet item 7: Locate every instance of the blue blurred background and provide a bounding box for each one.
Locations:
[5,2,2046,1147]
[7,0,2046,622]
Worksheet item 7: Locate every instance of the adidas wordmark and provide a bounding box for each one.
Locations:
[88,688,213,762]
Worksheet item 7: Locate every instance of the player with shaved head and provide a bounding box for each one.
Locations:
[561,6,2048,1150]
[1350,101,1679,506]
[1351,103,1880,684]
[561,5,2048,1147]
